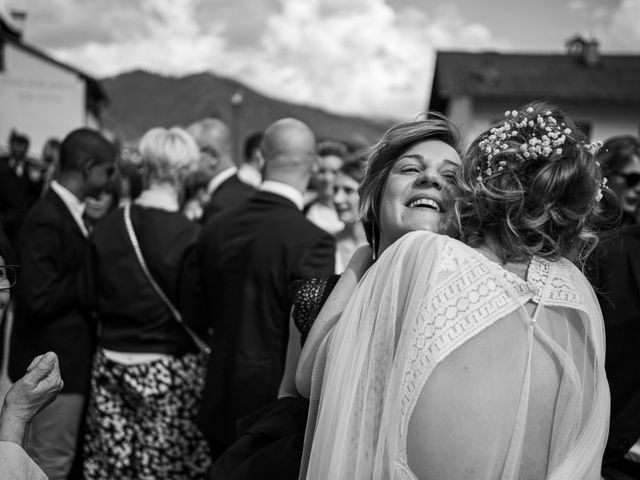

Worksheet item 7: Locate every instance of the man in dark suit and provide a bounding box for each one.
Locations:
[196,118,335,456]
[0,131,44,248]
[593,226,640,480]
[187,118,256,223]
[8,128,116,480]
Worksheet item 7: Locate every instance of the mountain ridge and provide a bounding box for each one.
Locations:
[101,70,396,154]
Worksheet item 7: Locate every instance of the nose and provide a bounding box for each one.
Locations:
[414,168,443,190]
[334,187,346,205]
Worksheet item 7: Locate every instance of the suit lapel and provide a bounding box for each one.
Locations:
[46,189,88,241]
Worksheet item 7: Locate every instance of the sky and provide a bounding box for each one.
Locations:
[3,0,640,120]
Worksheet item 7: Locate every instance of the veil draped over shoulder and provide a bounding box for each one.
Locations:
[301,231,609,480]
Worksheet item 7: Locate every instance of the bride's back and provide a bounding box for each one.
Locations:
[407,258,600,480]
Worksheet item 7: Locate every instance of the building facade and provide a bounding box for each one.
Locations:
[428,37,640,146]
[0,12,106,155]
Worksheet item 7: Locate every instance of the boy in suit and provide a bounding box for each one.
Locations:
[9,128,115,479]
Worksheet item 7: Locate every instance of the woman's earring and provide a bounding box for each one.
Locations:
[371,224,377,261]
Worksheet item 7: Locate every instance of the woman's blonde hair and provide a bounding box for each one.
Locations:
[138,127,199,185]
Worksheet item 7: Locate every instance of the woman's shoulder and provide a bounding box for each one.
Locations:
[385,231,480,271]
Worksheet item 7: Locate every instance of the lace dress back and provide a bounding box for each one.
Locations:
[301,231,609,480]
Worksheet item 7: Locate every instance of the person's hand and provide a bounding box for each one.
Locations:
[2,352,63,422]
[0,352,63,447]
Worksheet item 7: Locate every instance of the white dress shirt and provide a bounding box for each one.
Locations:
[50,181,88,237]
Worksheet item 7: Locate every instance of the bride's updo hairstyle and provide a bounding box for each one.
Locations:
[456,101,609,266]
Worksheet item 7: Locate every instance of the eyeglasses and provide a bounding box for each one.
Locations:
[0,265,19,291]
[617,172,640,188]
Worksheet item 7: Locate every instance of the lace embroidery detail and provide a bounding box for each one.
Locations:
[396,241,548,469]
[394,240,592,472]
[528,257,549,302]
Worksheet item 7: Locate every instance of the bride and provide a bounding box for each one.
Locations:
[298,102,610,479]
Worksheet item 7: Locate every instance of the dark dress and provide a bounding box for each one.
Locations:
[208,275,339,480]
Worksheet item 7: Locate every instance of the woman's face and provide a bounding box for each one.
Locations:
[378,140,462,252]
[315,154,344,202]
[611,155,640,215]
[333,172,360,225]
[0,255,11,311]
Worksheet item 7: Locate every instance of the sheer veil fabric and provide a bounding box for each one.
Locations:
[300,231,609,480]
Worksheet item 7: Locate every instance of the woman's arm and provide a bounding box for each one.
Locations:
[295,245,373,398]
[278,312,302,398]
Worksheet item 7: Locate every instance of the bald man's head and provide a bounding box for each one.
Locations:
[187,118,232,157]
[261,119,317,188]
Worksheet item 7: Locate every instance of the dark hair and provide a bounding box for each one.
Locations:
[358,114,462,250]
[596,135,640,177]
[9,130,29,146]
[59,128,116,173]
[244,132,264,162]
[115,159,144,201]
[456,101,608,266]
[338,160,365,184]
[184,168,211,200]
[318,140,348,160]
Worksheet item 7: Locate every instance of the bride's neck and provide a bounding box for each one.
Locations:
[476,235,530,279]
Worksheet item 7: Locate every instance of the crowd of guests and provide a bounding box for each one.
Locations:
[0,103,638,480]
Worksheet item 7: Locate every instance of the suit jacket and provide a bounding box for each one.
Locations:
[201,174,256,224]
[197,190,335,449]
[8,189,93,394]
[591,225,640,464]
[0,156,42,247]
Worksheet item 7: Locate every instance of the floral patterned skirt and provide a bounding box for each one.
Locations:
[83,349,211,480]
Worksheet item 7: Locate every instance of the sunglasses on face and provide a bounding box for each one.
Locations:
[617,172,640,188]
[0,265,19,291]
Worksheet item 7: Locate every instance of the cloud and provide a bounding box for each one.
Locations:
[6,0,501,119]
[601,0,640,50]
[223,0,502,119]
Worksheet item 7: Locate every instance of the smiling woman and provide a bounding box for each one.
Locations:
[377,140,461,251]
[357,115,463,258]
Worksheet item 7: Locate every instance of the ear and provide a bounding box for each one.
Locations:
[255,150,265,170]
[81,157,97,178]
[201,151,220,170]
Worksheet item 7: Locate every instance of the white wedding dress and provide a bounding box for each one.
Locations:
[301,231,609,480]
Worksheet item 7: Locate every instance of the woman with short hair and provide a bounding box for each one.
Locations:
[82,127,211,479]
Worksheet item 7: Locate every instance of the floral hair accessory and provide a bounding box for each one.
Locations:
[476,108,607,202]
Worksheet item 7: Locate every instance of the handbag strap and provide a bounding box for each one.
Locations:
[123,204,210,355]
